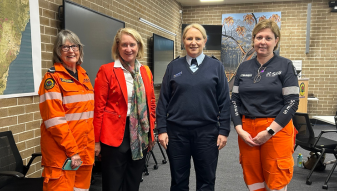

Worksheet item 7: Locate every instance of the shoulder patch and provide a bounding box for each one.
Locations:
[48,67,55,73]
[44,78,55,90]
[211,55,219,60]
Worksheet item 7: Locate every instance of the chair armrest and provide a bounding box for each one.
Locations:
[321,130,337,133]
[0,171,24,178]
[23,152,42,176]
[313,130,337,147]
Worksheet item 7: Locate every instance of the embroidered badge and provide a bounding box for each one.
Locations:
[173,71,182,78]
[240,74,252,77]
[83,78,90,83]
[60,78,74,83]
[44,78,55,90]
[266,71,282,77]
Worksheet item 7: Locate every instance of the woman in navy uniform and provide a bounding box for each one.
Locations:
[156,23,231,191]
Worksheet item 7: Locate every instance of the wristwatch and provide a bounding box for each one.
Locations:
[266,127,276,136]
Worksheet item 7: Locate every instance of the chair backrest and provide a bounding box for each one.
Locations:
[293,112,315,140]
[0,131,24,188]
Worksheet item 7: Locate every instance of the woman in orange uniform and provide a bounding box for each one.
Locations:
[38,30,95,191]
[94,28,156,191]
[230,20,299,191]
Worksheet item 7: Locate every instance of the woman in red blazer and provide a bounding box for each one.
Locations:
[93,28,156,191]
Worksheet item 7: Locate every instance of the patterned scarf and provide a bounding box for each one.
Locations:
[128,60,150,160]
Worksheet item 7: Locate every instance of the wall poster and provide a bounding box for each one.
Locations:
[221,12,281,83]
[0,0,41,99]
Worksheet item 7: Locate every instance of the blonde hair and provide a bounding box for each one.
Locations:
[111,28,145,60]
[53,30,84,65]
[182,23,207,40]
[252,20,280,51]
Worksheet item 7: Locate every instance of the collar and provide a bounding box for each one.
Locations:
[186,53,205,66]
[255,53,277,67]
[54,63,86,74]
[114,59,142,70]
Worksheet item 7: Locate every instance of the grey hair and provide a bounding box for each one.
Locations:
[53,30,84,65]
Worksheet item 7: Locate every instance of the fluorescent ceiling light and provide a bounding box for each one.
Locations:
[200,0,224,2]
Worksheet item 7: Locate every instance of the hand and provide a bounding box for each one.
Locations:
[237,129,259,147]
[148,135,155,151]
[158,133,169,150]
[217,135,228,150]
[252,130,272,145]
[70,153,81,169]
[95,142,101,156]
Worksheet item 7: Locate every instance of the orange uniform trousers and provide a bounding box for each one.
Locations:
[238,116,295,191]
[42,165,93,191]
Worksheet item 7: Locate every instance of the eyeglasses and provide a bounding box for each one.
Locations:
[254,66,267,83]
[60,45,80,52]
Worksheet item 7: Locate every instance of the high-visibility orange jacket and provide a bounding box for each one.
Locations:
[94,62,156,146]
[39,63,95,169]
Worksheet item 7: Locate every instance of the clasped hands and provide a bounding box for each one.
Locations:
[238,128,272,147]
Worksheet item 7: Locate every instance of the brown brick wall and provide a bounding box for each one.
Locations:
[0,0,182,177]
[1,0,336,178]
[182,0,337,117]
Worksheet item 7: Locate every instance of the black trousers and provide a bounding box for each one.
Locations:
[166,123,219,191]
[100,118,147,191]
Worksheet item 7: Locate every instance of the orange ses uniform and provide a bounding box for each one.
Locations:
[39,63,95,190]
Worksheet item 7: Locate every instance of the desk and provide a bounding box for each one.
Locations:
[312,116,335,125]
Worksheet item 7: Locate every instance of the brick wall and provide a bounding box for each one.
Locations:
[0,0,182,177]
[1,0,336,178]
[182,0,337,117]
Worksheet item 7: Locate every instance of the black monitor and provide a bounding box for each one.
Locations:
[62,0,125,86]
[152,34,174,86]
[181,24,222,50]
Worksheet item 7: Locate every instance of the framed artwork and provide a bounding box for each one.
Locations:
[221,12,281,83]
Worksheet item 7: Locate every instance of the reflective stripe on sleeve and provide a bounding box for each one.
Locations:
[232,86,239,93]
[40,92,62,103]
[282,86,299,95]
[63,94,94,104]
[65,111,94,121]
[74,188,88,191]
[44,117,67,129]
[247,182,265,191]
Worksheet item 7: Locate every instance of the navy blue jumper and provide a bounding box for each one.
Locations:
[156,55,231,136]
[156,55,231,191]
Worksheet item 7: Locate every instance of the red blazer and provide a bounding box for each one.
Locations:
[94,62,156,147]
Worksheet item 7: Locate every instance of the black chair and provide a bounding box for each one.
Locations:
[0,131,43,191]
[322,111,337,189]
[144,129,168,176]
[293,112,337,185]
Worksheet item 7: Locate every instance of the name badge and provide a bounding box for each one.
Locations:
[240,74,252,77]
[60,78,74,83]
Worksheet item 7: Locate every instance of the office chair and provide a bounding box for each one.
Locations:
[0,131,43,191]
[293,112,337,185]
[144,129,168,175]
[322,111,337,189]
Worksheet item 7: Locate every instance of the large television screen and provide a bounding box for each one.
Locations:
[62,0,125,86]
[152,34,174,86]
[181,24,222,50]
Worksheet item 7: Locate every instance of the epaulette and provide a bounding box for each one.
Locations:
[211,55,219,61]
[48,67,55,73]
[173,56,180,61]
